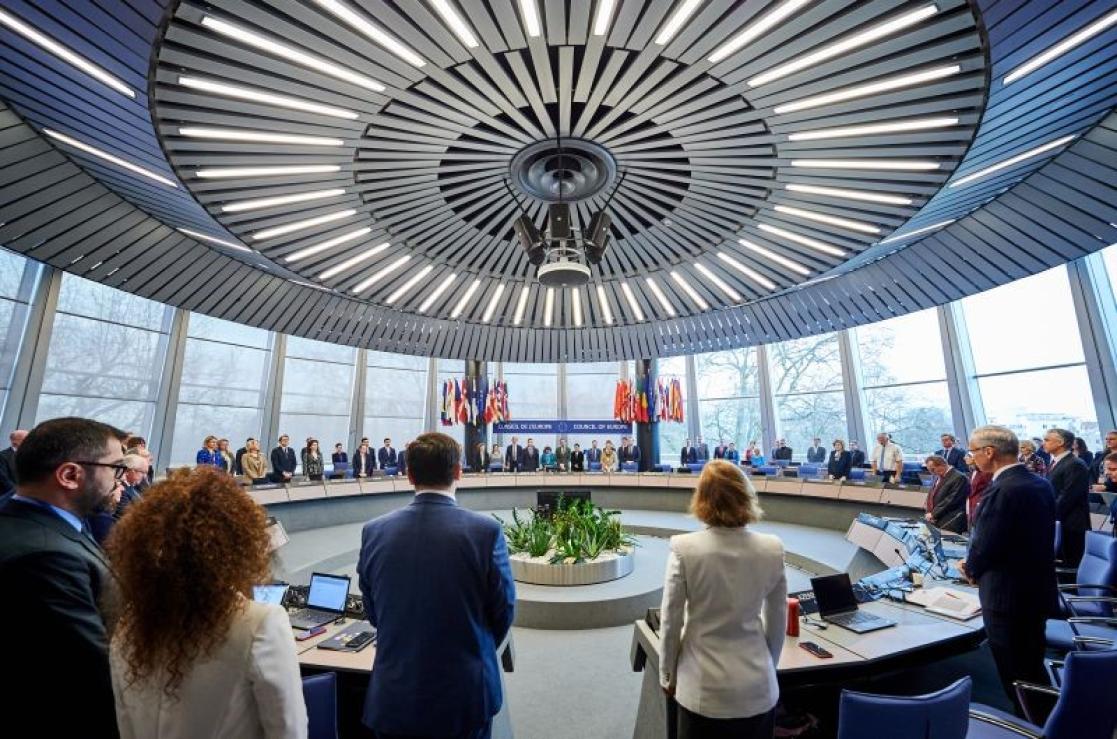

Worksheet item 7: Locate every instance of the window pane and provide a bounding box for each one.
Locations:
[864,382,953,457]
[567,370,617,419]
[367,350,427,370]
[0,249,27,299]
[364,349,427,447]
[695,348,760,399]
[170,405,263,467]
[179,339,270,407]
[962,266,1084,374]
[769,334,842,394]
[281,357,353,415]
[286,335,356,363]
[856,308,946,386]
[978,365,1100,449]
[773,391,847,458]
[56,272,167,330]
[36,395,154,435]
[188,312,270,349]
[699,398,762,450]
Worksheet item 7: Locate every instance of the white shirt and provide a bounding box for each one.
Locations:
[870,442,903,471]
[1048,450,1070,469]
[111,600,307,739]
[659,527,787,719]
[417,487,456,500]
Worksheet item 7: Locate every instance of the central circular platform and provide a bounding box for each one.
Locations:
[510,547,635,586]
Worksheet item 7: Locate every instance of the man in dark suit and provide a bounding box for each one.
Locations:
[1043,428,1091,567]
[378,437,399,470]
[586,440,602,466]
[358,433,515,738]
[695,436,709,462]
[620,437,641,468]
[0,417,127,738]
[0,428,27,502]
[849,440,866,468]
[354,437,376,477]
[234,437,253,476]
[504,436,524,472]
[680,439,697,465]
[960,425,1056,713]
[771,439,793,461]
[923,455,970,533]
[1090,430,1117,493]
[269,434,297,483]
[521,438,540,472]
[806,437,826,464]
[935,433,969,474]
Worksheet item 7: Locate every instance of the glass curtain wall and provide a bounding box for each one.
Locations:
[37,273,172,436]
[694,348,761,461]
[0,249,40,418]
[503,362,559,450]
[769,333,847,460]
[653,356,688,465]
[278,336,356,469]
[363,350,427,450]
[567,361,625,451]
[169,314,272,466]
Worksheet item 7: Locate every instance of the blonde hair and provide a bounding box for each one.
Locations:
[690,460,763,528]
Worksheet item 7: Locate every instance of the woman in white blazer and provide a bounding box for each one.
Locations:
[107,467,307,739]
[659,460,788,738]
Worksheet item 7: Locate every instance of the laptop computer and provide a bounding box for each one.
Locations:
[810,573,897,633]
[288,573,350,630]
[252,583,289,607]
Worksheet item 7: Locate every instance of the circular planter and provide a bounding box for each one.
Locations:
[510,549,634,586]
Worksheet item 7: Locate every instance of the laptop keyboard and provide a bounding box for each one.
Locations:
[828,611,878,626]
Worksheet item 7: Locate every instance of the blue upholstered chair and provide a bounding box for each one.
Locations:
[849,468,867,481]
[383,465,399,476]
[302,672,339,739]
[968,649,1117,739]
[1046,532,1117,651]
[773,459,791,468]
[488,462,503,472]
[686,462,705,473]
[587,461,602,472]
[836,676,971,739]
[620,461,638,473]
[654,463,673,473]
[758,465,779,476]
[799,464,820,479]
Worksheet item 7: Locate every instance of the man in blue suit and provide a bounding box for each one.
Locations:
[358,432,516,738]
[378,437,398,470]
[959,425,1057,714]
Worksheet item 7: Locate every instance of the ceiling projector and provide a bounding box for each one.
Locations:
[513,203,611,287]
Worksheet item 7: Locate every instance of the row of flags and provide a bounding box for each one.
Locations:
[440,377,510,427]
[613,376,684,423]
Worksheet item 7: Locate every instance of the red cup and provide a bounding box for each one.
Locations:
[787,597,800,637]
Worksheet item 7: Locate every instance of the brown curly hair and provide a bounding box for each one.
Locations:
[107,466,271,696]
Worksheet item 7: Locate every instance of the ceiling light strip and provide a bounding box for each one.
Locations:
[285,228,375,264]
[788,117,960,141]
[756,224,846,257]
[178,76,359,120]
[318,243,389,279]
[716,253,777,290]
[312,0,425,66]
[0,8,136,97]
[519,0,542,37]
[738,238,812,275]
[773,205,880,234]
[451,278,482,318]
[429,0,479,48]
[749,5,939,87]
[196,164,341,179]
[513,285,531,325]
[43,129,177,187]
[949,135,1076,188]
[791,159,940,170]
[620,282,645,321]
[773,65,961,114]
[646,278,677,316]
[352,254,411,294]
[223,188,346,213]
[571,288,583,326]
[385,264,434,304]
[482,283,506,323]
[593,0,616,36]
[708,0,811,63]
[595,285,615,325]
[693,264,743,302]
[177,227,251,251]
[655,0,703,45]
[879,219,956,244]
[1004,8,1117,85]
[670,271,710,310]
[785,183,912,206]
[252,209,356,241]
[419,273,457,313]
[178,127,345,146]
[543,287,555,326]
[200,16,386,91]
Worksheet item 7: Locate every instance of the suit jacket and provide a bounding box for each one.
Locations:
[659,528,786,719]
[571,450,585,471]
[378,446,398,469]
[827,450,852,480]
[928,467,970,533]
[696,443,710,461]
[586,447,602,464]
[1047,453,1091,533]
[620,445,641,464]
[936,446,969,474]
[358,494,515,735]
[772,446,793,461]
[0,446,15,497]
[332,451,348,465]
[111,601,306,739]
[806,446,827,464]
[522,447,540,472]
[270,446,297,478]
[0,498,119,738]
[713,446,727,460]
[504,444,523,471]
[234,447,247,476]
[354,448,376,476]
[850,449,866,467]
[966,465,1057,614]
[681,447,697,465]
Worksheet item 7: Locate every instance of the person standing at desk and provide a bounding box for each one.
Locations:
[936,433,969,474]
[571,444,585,472]
[806,437,826,464]
[1044,428,1091,567]
[923,455,970,533]
[959,425,1056,714]
[270,435,296,483]
[241,439,268,483]
[522,438,540,472]
[0,416,128,739]
[869,432,903,483]
[354,438,376,478]
[659,460,786,739]
[379,437,399,470]
[586,440,602,466]
[332,443,348,467]
[849,440,866,468]
[620,437,642,468]
[828,439,852,481]
[0,428,27,501]
[108,468,307,738]
[681,439,697,465]
[505,436,524,472]
[601,441,618,472]
[357,433,515,739]
[555,439,571,472]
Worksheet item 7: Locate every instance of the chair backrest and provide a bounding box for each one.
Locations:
[849,468,866,481]
[488,462,503,471]
[1076,531,1117,601]
[621,461,638,472]
[800,464,819,477]
[1046,649,1117,739]
[588,461,602,471]
[383,465,399,476]
[302,672,338,739]
[686,462,705,472]
[837,677,970,739]
[1054,520,1063,557]
[758,465,778,476]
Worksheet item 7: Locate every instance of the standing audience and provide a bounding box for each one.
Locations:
[601,441,618,472]
[870,432,903,483]
[0,428,27,500]
[379,437,398,470]
[332,443,348,467]
[270,435,297,483]
[1072,437,1094,468]
[217,438,235,473]
[1044,428,1091,567]
[354,438,376,477]
[923,455,970,533]
[1018,439,1047,476]
[936,434,968,474]
[806,438,826,464]
[196,435,222,468]
[302,439,324,481]
[571,443,585,471]
[109,468,307,738]
[241,439,268,482]
[828,440,852,481]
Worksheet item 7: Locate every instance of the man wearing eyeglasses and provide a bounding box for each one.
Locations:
[0,416,128,738]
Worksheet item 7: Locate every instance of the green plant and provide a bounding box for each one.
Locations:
[497,498,637,563]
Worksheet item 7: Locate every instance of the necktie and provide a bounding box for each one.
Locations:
[880,446,886,470]
[926,477,942,513]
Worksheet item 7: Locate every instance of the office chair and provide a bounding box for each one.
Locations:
[836,676,970,739]
[620,461,638,473]
[1046,532,1117,651]
[301,672,339,739]
[968,649,1117,739]
[849,468,867,481]
[588,461,602,472]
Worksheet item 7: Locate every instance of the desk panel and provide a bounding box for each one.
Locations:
[359,479,397,495]
[324,481,362,498]
[810,601,973,660]
[249,486,290,506]
[287,483,328,502]
[838,485,884,504]
[880,486,927,509]
[845,520,886,553]
[766,479,804,497]
[801,482,841,500]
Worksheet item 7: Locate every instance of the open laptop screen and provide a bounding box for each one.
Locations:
[811,573,858,617]
[252,584,289,606]
[307,573,350,612]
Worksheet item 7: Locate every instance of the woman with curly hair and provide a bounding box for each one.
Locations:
[108,467,307,738]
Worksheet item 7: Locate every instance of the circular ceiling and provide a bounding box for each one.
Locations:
[152,0,986,329]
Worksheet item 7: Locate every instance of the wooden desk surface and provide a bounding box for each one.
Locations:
[294,619,376,674]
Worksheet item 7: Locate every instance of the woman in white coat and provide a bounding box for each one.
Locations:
[659,460,788,738]
[107,467,307,739]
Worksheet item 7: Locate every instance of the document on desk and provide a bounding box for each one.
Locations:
[906,587,981,620]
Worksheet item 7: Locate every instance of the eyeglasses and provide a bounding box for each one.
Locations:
[74,461,129,480]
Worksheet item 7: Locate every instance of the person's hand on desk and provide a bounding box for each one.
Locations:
[924,512,934,522]
[957,559,975,585]
[1093,483,1107,492]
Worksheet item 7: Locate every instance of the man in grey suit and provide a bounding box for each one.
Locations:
[695,436,710,462]
[923,455,970,533]
[1044,428,1091,567]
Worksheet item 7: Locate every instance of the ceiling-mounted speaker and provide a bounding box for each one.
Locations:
[584,210,611,264]
[548,203,573,240]
[513,215,545,265]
